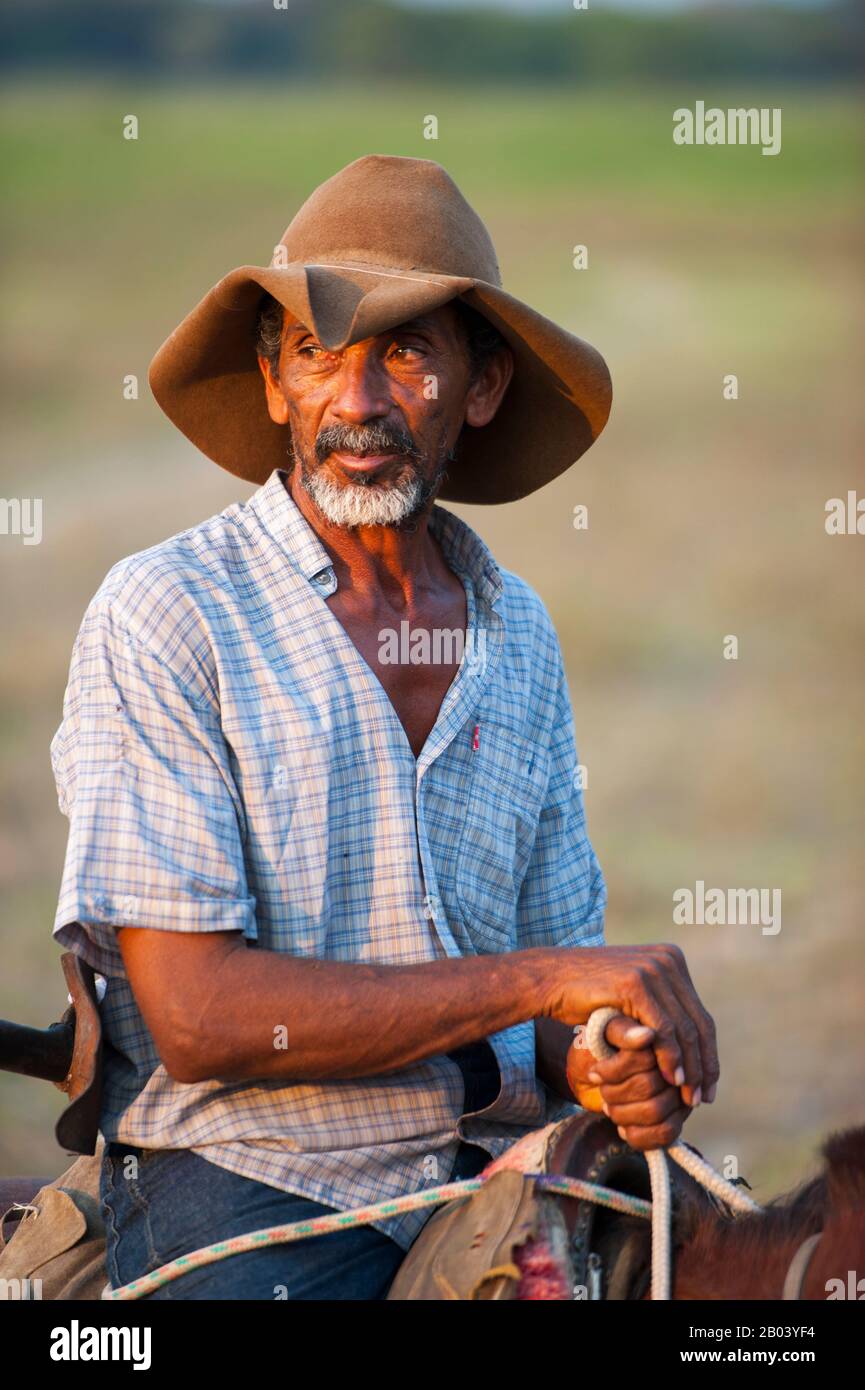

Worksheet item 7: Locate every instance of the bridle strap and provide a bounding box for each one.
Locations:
[782,1231,822,1300]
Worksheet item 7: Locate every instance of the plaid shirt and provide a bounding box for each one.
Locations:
[51,467,606,1251]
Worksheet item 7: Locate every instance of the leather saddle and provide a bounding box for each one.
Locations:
[387,1111,735,1300]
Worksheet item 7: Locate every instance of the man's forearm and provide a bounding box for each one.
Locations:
[155,933,558,1085]
[121,929,713,1104]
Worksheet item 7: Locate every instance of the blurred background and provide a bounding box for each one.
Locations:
[1,0,863,1197]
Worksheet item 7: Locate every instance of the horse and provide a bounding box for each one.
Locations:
[388,1112,865,1301]
[662,1125,865,1301]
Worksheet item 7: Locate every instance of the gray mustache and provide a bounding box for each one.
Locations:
[315,423,422,465]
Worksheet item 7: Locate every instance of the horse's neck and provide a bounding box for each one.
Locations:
[673,1232,816,1300]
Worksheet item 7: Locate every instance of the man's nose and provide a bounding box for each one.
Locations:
[329,349,391,424]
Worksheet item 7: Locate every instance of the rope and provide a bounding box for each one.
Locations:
[105,1007,761,1302]
[585,1005,761,1300]
[105,1170,652,1301]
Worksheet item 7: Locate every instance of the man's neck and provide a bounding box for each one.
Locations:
[285,469,451,614]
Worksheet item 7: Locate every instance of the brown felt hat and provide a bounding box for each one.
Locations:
[148,154,612,505]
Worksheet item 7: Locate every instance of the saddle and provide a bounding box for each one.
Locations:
[387,1111,733,1301]
[0,1144,108,1301]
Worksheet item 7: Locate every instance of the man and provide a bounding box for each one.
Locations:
[51,154,718,1300]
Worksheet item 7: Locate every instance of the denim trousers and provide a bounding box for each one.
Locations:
[100,1139,491,1300]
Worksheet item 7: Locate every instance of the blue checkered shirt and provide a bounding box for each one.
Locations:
[51,467,606,1251]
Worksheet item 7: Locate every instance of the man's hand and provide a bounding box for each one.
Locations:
[567,1013,699,1151]
[540,941,718,1111]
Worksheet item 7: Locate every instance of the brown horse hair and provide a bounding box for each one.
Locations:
[672,1124,865,1300]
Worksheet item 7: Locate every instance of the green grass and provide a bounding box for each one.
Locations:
[1,80,862,214]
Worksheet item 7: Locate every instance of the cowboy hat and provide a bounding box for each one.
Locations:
[148,154,612,506]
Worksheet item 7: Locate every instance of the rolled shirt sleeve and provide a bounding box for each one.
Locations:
[515,633,607,951]
[51,594,256,979]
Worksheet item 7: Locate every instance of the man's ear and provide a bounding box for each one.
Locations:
[464,344,515,429]
[258,353,290,426]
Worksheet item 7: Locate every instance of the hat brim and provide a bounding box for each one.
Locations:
[148,262,612,506]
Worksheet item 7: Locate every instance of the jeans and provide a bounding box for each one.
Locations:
[100,1139,491,1300]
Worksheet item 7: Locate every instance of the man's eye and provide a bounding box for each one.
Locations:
[296,344,340,366]
[390,344,424,360]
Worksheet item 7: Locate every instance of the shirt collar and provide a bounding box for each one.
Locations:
[248,468,504,609]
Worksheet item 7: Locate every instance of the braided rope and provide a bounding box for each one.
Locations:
[586,1007,672,1299]
[105,1007,760,1302]
[667,1141,761,1216]
[105,1170,652,1301]
[585,1005,761,1300]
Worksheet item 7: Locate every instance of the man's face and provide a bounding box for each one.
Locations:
[258,302,512,529]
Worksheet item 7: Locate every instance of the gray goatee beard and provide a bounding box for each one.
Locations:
[292,423,454,530]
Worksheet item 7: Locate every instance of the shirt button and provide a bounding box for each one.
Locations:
[423,893,444,923]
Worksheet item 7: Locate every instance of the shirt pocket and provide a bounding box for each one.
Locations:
[455,721,550,951]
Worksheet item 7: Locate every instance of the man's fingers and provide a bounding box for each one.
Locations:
[615,1104,690,1152]
[597,1067,670,1107]
[615,974,688,1092]
[633,963,705,1104]
[654,946,720,1104]
[587,1047,656,1086]
[602,1013,655,1052]
[604,1082,681,1128]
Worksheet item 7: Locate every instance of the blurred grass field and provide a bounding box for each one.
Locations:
[1,80,863,1195]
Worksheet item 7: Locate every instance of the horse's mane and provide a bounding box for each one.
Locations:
[821,1125,865,1209]
[677,1124,865,1281]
